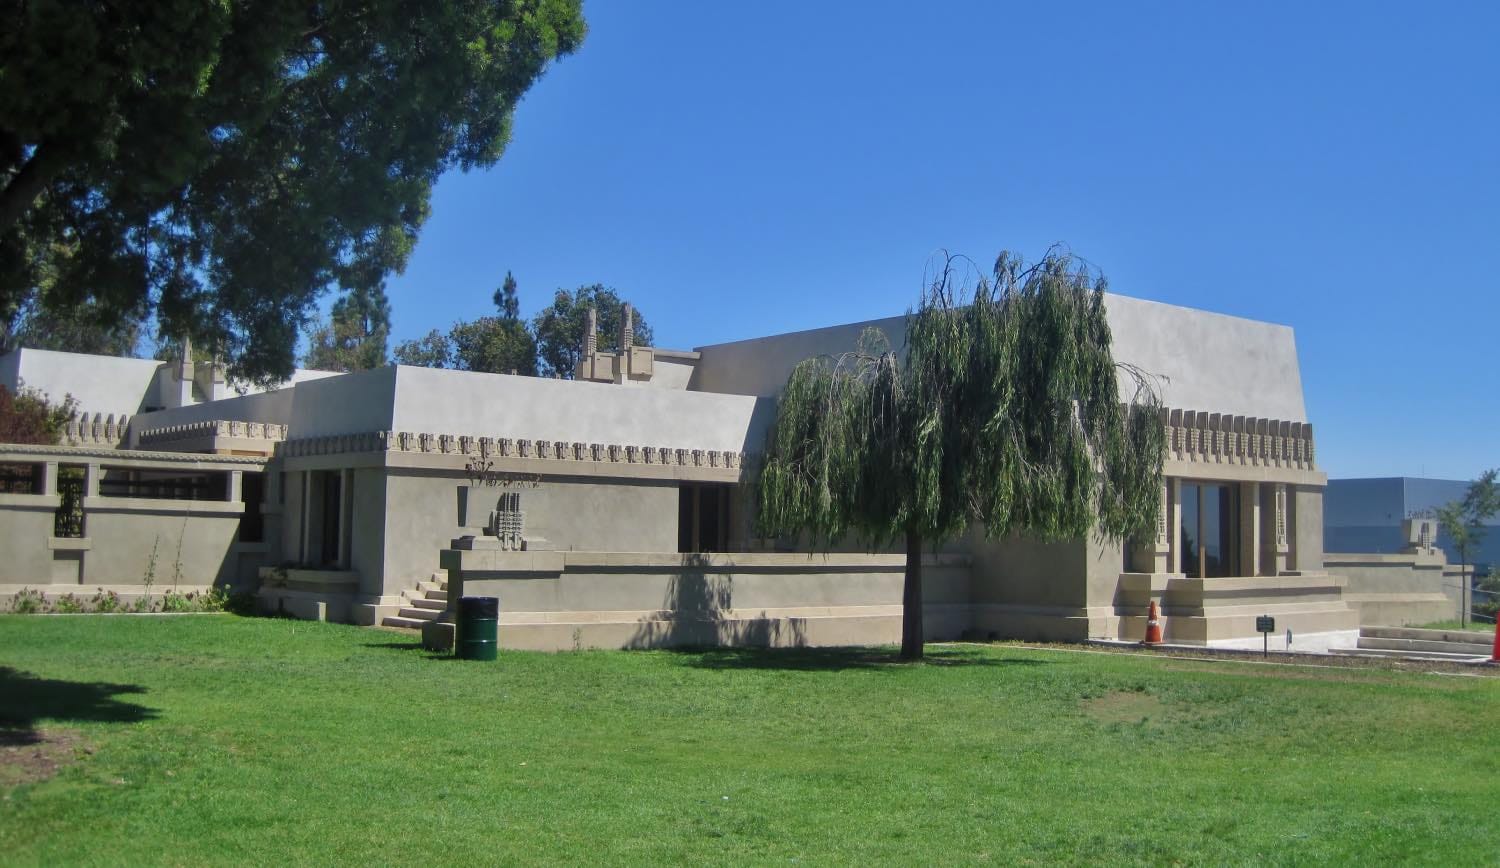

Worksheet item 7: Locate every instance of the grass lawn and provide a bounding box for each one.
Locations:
[2,616,1498,865]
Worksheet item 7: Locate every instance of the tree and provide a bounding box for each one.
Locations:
[755,250,1165,660]
[0,383,75,445]
[303,285,391,372]
[1,1,586,384]
[393,330,454,369]
[448,317,537,375]
[5,294,141,357]
[1433,469,1499,626]
[391,271,536,374]
[533,284,654,377]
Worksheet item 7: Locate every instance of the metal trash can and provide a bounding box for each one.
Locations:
[456,596,499,661]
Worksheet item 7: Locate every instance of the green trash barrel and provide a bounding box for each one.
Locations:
[456,596,499,661]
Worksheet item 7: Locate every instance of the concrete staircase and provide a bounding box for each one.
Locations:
[381,572,448,630]
[1330,625,1494,663]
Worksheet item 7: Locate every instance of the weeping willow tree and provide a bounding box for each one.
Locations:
[756,249,1165,660]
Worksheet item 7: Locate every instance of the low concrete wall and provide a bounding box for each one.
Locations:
[1115,572,1359,644]
[423,550,973,651]
[1323,551,1459,626]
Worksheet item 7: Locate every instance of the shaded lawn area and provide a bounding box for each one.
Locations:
[1,617,1497,865]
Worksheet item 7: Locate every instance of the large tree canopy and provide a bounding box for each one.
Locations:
[0,0,585,382]
[532,284,653,378]
[756,250,1165,659]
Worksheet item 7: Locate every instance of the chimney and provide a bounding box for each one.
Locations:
[581,307,598,359]
[619,303,634,351]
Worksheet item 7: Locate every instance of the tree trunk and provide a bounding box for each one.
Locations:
[0,143,62,233]
[900,528,924,660]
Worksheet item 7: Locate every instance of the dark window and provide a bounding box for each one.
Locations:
[98,468,229,501]
[319,471,342,566]
[1180,481,1239,578]
[239,472,265,543]
[54,468,85,538]
[678,483,730,553]
[0,463,41,494]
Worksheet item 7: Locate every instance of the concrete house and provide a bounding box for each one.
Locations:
[2,293,1436,650]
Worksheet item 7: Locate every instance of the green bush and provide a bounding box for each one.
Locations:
[52,593,85,614]
[161,592,192,613]
[9,587,47,614]
[90,588,121,614]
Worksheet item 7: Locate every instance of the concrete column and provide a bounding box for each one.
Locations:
[82,463,101,497]
[227,470,243,504]
[338,469,353,569]
[1239,482,1260,577]
[1152,479,1171,572]
[1169,477,1182,574]
[299,470,312,565]
[1271,484,1290,575]
[41,461,58,496]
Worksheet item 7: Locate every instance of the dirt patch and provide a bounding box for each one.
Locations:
[1081,690,1166,725]
[0,728,89,793]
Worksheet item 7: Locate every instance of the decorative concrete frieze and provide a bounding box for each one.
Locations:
[518,439,533,458]
[590,443,605,461]
[1160,406,1316,472]
[572,441,587,460]
[626,445,640,463]
[498,437,513,457]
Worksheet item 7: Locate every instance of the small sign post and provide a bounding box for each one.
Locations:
[1256,615,1276,658]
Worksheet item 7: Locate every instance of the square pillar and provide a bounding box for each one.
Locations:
[82,463,102,497]
[228,470,243,504]
[41,461,59,496]
[1239,482,1260,577]
[1168,477,1183,574]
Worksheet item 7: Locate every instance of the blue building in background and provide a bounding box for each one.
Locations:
[1325,477,1498,572]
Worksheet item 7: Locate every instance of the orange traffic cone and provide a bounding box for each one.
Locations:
[1142,600,1164,646]
[1491,622,1499,663]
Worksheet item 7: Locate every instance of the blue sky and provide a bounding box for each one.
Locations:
[379,0,1498,481]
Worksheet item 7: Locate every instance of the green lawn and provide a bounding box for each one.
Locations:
[1,616,1497,865]
[1416,619,1497,634]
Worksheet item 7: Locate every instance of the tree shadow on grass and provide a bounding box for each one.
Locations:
[669,645,1048,672]
[0,666,156,747]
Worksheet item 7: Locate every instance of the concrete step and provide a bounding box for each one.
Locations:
[417,581,444,594]
[424,590,448,602]
[1360,626,1493,646]
[409,597,445,612]
[382,615,428,630]
[1359,636,1493,655]
[398,607,441,622]
[1330,647,1488,663]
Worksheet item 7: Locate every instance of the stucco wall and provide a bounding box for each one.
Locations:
[382,365,774,453]
[1323,552,1457,626]
[1294,487,1324,571]
[288,366,399,438]
[130,389,296,442]
[2,348,165,417]
[376,471,682,594]
[691,293,1308,422]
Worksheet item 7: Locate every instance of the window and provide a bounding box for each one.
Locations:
[98,468,228,501]
[678,483,730,553]
[0,463,41,494]
[1179,481,1240,578]
[239,472,265,543]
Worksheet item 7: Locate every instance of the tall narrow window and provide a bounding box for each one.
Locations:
[1179,481,1240,578]
[678,483,730,553]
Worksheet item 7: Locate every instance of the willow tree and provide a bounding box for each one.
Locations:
[756,250,1165,660]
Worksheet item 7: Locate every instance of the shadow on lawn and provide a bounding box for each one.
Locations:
[0,666,156,746]
[672,645,1045,672]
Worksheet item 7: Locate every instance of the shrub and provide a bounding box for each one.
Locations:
[90,588,121,614]
[9,587,47,614]
[53,593,85,614]
[161,592,192,613]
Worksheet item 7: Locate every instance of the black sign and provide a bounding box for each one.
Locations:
[1256,615,1275,633]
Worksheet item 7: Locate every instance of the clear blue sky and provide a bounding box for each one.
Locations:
[379,0,1498,481]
